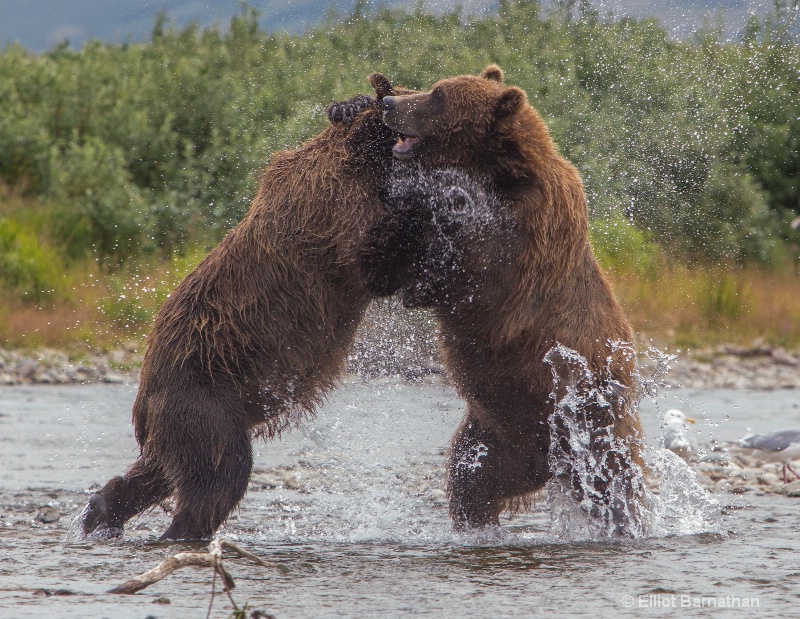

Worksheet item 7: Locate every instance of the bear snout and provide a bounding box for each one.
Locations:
[381,96,397,111]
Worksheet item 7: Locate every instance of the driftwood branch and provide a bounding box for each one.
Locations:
[109,539,275,595]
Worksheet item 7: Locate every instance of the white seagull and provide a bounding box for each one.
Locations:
[663,409,697,458]
[738,429,800,483]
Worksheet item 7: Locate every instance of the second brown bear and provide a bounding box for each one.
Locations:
[361,66,647,534]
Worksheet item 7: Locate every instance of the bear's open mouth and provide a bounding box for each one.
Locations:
[394,134,420,157]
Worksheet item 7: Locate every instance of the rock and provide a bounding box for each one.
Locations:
[720,344,774,358]
[74,366,96,382]
[698,452,731,464]
[109,349,127,365]
[250,471,283,489]
[757,473,781,486]
[430,489,447,504]
[102,372,126,384]
[714,480,733,493]
[696,474,716,488]
[16,358,38,380]
[32,371,56,384]
[53,371,70,383]
[35,506,60,523]
[733,468,765,483]
[415,481,431,493]
[772,349,799,367]
[778,480,800,497]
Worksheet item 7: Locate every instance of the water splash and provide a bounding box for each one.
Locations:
[454,442,489,473]
[650,449,722,537]
[544,343,720,542]
[545,343,653,540]
[389,164,502,231]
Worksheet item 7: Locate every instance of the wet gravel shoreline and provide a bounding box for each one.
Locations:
[2,343,798,390]
[0,346,139,386]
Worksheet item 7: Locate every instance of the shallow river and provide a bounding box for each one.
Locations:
[1,379,799,618]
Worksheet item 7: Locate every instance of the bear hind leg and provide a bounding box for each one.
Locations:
[159,422,253,541]
[80,457,172,539]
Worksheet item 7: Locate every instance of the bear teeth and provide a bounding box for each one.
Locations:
[394,136,420,153]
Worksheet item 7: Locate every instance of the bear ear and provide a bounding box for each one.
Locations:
[369,72,395,99]
[496,86,526,118]
[481,64,504,83]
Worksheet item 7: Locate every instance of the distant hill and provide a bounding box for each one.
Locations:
[0,0,773,52]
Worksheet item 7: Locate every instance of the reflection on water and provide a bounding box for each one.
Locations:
[1,380,800,617]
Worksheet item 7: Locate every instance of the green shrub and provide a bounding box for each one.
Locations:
[590,216,662,277]
[0,218,69,300]
[47,137,149,264]
[0,1,796,265]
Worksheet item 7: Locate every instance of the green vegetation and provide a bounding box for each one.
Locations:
[1,1,799,350]
[0,216,69,301]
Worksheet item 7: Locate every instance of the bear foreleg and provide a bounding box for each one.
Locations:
[447,410,550,530]
[326,95,375,123]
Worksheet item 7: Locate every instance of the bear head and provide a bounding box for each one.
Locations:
[380,65,532,178]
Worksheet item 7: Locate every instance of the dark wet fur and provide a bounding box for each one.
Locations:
[80,77,416,541]
[358,67,643,532]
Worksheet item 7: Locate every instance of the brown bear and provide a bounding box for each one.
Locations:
[78,74,412,541]
[358,66,647,534]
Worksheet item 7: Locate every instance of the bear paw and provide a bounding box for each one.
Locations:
[79,491,123,539]
[326,94,375,123]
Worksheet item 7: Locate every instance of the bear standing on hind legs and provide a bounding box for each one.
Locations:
[358,66,647,534]
[78,74,410,541]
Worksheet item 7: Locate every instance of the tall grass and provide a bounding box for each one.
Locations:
[589,218,800,349]
[609,263,800,350]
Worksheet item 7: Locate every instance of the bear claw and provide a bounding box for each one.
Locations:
[326,95,375,123]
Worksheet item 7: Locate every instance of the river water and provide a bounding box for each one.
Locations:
[1,378,799,618]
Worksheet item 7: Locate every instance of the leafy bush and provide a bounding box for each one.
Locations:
[590,216,662,277]
[47,137,149,263]
[0,218,69,300]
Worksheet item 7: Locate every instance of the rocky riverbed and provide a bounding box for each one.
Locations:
[656,450,800,498]
[0,345,138,386]
[2,340,798,390]
[662,344,800,390]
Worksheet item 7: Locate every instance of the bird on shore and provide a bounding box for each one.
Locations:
[663,409,697,458]
[738,429,800,483]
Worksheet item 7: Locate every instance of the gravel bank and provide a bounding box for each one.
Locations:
[2,303,798,390]
[0,345,141,386]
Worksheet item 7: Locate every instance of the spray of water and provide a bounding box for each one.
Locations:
[545,343,720,541]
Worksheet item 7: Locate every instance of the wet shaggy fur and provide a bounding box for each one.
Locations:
[362,66,645,531]
[79,75,411,541]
